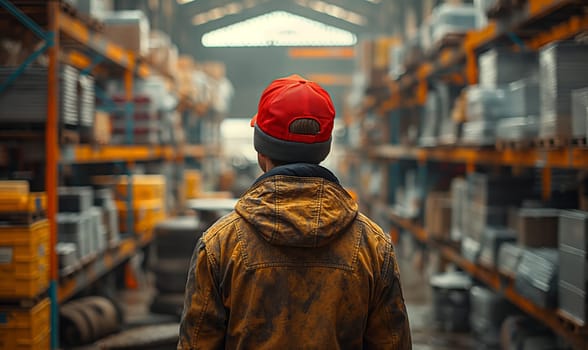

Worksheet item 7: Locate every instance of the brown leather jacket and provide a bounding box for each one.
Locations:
[179,168,411,349]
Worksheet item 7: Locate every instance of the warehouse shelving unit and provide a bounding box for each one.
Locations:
[390,215,588,350]
[0,1,207,348]
[357,0,588,349]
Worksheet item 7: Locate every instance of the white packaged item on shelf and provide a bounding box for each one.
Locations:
[419,91,441,147]
[496,116,540,141]
[430,4,478,43]
[461,120,496,146]
[508,78,540,118]
[474,0,496,28]
[572,88,588,139]
[465,85,513,121]
[539,42,588,138]
[451,178,468,242]
[57,242,78,270]
[102,10,150,55]
[478,49,539,88]
[388,46,405,79]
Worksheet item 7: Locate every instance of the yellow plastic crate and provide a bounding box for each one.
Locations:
[0,221,49,298]
[0,192,46,214]
[0,181,29,194]
[0,298,50,350]
[115,198,165,211]
[119,206,167,234]
[94,175,166,201]
[184,170,202,199]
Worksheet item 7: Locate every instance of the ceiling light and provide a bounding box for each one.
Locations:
[201,11,357,47]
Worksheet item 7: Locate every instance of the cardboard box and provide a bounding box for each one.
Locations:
[426,192,452,240]
[102,11,150,56]
[517,208,559,248]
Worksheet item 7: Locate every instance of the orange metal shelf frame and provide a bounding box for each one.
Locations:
[58,9,150,77]
[60,145,174,164]
[58,232,154,303]
[390,216,588,350]
[372,145,588,170]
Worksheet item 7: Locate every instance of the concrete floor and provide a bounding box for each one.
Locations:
[398,255,477,350]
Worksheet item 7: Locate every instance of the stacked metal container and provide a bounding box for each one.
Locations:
[78,74,96,141]
[462,85,512,146]
[461,173,535,261]
[514,248,559,308]
[572,88,588,141]
[478,49,538,88]
[476,49,541,145]
[94,189,120,246]
[430,271,472,332]
[450,178,468,242]
[0,65,79,127]
[469,286,512,347]
[558,210,588,324]
[539,42,588,139]
[57,187,107,266]
[419,92,441,147]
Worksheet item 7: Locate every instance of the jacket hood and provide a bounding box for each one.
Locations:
[235,172,358,248]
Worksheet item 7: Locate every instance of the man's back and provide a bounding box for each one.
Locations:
[178,166,411,349]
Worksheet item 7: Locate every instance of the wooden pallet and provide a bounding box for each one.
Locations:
[0,211,46,225]
[571,137,587,148]
[495,138,535,151]
[535,137,569,149]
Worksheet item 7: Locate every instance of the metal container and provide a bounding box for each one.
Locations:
[461,236,482,263]
[508,79,541,117]
[470,285,512,346]
[478,49,538,88]
[450,178,468,242]
[57,242,77,270]
[461,120,496,146]
[572,87,588,139]
[466,204,508,241]
[558,280,586,325]
[496,116,540,141]
[58,187,94,213]
[558,244,587,292]
[430,271,472,332]
[539,42,588,138]
[479,227,517,268]
[559,210,588,252]
[514,248,559,308]
[498,243,524,278]
[58,213,91,259]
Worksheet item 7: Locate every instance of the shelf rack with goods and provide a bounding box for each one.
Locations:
[347,0,588,349]
[0,1,210,348]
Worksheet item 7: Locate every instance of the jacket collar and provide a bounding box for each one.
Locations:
[254,163,340,185]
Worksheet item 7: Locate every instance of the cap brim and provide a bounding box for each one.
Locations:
[250,113,257,127]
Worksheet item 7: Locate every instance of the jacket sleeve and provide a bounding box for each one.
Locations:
[178,238,227,350]
[364,244,412,349]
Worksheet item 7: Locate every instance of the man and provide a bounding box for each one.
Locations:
[179,75,411,349]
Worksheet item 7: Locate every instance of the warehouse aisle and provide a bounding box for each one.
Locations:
[111,253,478,349]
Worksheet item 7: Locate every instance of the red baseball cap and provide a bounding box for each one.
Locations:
[251,75,335,164]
